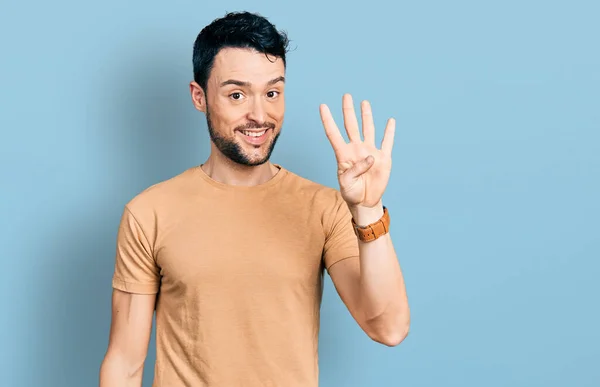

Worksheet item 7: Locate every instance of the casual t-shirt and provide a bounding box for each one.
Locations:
[112,164,360,386]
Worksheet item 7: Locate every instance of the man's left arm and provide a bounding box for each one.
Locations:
[319,94,409,346]
[328,202,409,347]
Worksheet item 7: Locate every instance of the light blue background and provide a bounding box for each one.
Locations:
[1,1,598,386]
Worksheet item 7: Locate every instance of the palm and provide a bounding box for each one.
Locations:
[320,94,396,207]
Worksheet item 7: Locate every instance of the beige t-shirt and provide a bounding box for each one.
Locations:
[112,164,359,386]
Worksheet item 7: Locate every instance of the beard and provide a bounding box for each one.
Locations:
[206,106,281,167]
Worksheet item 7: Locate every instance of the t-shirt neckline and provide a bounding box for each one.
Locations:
[194,163,288,191]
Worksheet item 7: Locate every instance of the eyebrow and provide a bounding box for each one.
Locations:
[220,76,285,88]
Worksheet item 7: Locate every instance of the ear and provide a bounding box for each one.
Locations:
[190,81,207,112]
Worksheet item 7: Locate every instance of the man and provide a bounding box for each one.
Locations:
[99,11,409,387]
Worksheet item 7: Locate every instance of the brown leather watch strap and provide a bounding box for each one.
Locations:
[352,206,390,242]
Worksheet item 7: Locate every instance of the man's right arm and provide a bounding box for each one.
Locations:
[99,288,156,387]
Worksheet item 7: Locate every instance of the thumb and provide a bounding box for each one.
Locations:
[345,155,374,178]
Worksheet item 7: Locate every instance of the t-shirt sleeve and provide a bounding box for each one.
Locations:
[111,205,160,294]
[322,190,360,271]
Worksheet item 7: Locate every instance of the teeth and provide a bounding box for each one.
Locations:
[242,130,266,137]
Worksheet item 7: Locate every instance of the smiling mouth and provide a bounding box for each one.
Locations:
[236,128,271,145]
[239,129,268,137]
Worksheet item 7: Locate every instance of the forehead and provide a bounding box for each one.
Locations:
[210,47,285,85]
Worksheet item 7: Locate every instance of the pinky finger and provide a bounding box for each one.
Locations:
[381,118,396,156]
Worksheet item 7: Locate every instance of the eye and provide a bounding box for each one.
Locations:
[229,92,244,100]
[266,90,280,99]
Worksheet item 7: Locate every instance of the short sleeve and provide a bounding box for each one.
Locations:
[111,206,160,294]
[322,190,360,271]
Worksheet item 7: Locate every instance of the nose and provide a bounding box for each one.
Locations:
[247,98,267,125]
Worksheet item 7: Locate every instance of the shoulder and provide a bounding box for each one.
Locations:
[279,166,345,208]
[123,166,199,217]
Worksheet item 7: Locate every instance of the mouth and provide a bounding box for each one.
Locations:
[237,128,271,145]
[240,129,268,137]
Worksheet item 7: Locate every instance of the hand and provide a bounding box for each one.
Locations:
[320,93,396,209]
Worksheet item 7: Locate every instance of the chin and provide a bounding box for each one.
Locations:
[245,158,270,167]
[241,149,273,166]
[239,135,279,163]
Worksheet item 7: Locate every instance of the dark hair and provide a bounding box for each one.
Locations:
[192,11,290,93]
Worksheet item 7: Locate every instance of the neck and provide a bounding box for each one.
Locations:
[201,153,279,187]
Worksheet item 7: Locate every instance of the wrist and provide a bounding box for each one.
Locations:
[349,201,384,227]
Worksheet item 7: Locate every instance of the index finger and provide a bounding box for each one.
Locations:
[319,104,346,153]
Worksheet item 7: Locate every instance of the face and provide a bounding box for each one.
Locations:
[190,47,285,166]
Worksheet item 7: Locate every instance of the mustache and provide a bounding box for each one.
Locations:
[234,121,276,131]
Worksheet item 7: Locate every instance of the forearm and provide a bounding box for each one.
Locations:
[99,353,144,387]
[350,202,410,345]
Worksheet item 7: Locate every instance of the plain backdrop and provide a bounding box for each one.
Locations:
[1,1,599,386]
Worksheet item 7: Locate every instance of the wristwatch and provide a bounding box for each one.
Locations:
[352,206,390,242]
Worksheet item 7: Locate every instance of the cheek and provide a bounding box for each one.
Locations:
[210,101,246,129]
[269,98,285,122]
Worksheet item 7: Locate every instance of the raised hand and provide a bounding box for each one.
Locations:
[320,93,395,209]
